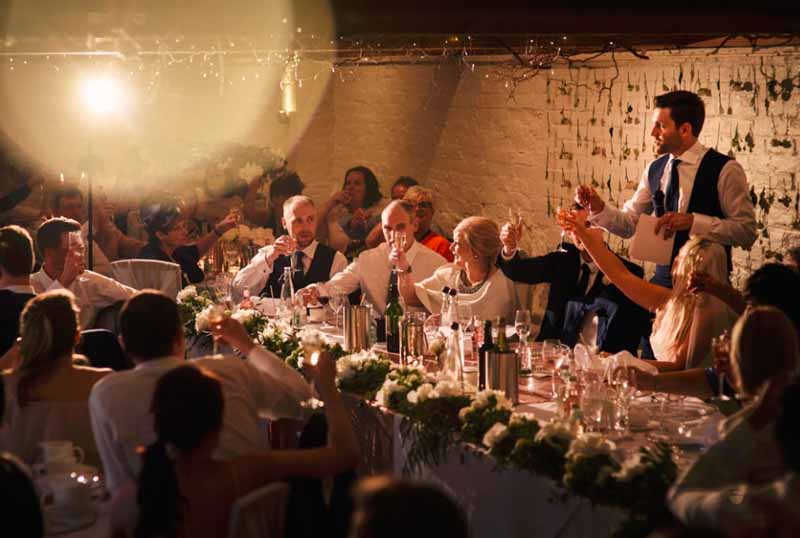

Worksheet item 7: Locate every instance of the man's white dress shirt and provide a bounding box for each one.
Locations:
[233,239,348,298]
[590,141,756,249]
[31,268,135,329]
[89,347,313,492]
[313,241,446,312]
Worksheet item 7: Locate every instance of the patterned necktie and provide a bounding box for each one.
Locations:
[665,158,681,212]
[293,251,304,279]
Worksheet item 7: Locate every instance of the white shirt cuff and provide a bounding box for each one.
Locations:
[589,203,612,224]
[689,212,712,237]
[501,248,518,261]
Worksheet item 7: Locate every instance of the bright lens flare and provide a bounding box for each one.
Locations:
[80,76,125,116]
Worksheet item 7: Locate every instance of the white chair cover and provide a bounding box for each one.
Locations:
[110,259,182,299]
[228,482,289,538]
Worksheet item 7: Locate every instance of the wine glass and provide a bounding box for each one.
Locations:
[711,331,731,402]
[328,293,346,329]
[541,338,562,398]
[555,206,568,253]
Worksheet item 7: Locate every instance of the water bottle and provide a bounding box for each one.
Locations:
[439,286,451,326]
[279,266,294,322]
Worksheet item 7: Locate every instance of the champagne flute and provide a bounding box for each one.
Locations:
[711,331,731,401]
[542,338,562,398]
[208,305,228,356]
[555,206,568,253]
[329,293,345,329]
[515,310,532,376]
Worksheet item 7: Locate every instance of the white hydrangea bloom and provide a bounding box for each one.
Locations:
[509,412,537,427]
[482,422,510,448]
[534,420,575,445]
[297,328,325,349]
[176,286,197,303]
[231,308,258,325]
[431,379,463,399]
[407,382,435,404]
[195,304,214,332]
[471,389,511,411]
[565,433,616,460]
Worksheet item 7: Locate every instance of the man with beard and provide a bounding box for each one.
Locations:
[575,90,756,288]
[234,196,348,298]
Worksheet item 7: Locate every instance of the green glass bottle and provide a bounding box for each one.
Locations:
[385,269,404,353]
[495,317,509,352]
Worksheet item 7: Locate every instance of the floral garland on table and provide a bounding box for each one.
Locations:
[346,360,678,538]
[256,322,346,370]
[176,286,216,349]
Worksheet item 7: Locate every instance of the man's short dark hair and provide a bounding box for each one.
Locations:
[392,176,419,190]
[35,217,81,256]
[745,263,800,330]
[52,186,83,210]
[120,291,182,360]
[269,171,305,201]
[654,91,705,137]
[0,225,34,277]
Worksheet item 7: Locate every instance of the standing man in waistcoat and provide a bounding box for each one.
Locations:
[576,90,756,288]
[233,196,348,298]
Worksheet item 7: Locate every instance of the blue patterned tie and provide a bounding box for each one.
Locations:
[665,158,681,212]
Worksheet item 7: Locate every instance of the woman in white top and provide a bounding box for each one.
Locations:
[667,306,800,533]
[0,290,110,467]
[561,210,736,371]
[398,216,523,323]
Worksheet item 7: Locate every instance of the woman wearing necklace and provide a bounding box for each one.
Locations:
[397,216,524,323]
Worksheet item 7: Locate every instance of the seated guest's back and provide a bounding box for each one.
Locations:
[134,359,358,538]
[668,306,800,530]
[0,291,109,467]
[90,291,313,494]
[0,225,36,356]
[0,452,43,538]
[350,476,468,538]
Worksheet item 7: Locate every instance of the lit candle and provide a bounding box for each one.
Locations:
[60,172,64,184]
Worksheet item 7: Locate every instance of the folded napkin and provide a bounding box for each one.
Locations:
[608,350,659,376]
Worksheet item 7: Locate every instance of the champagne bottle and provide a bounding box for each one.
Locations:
[385,269,404,353]
[478,320,493,391]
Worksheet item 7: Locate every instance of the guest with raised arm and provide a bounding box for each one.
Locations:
[31,218,135,330]
[403,186,453,262]
[132,356,358,538]
[497,204,650,353]
[234,195,347,299]
[0,291,110,467]
[668,306,800,532]
[318,166,388,259]
[397,216,521,323]
[560,210,736,370]
[242,170,305,236]
[89,291,313,494]
[575,90,756,288]
[302,200,446,313]
[138,197,238,287]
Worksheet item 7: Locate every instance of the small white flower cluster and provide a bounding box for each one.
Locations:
[509,412,537,427]
[259,319,293,341]
[297,327,325,349]
[375,378,405,408]
[482,422,510,449]
[335,350,384,383]
[565,433,616,461]
[374,365,429,408]
[231,308,260,325]
[195,304,215,333]
[458,389,511,422]
[534,420,575,445]
[177,285,197,303]
[222,225,274,247]
[406,379,463,404]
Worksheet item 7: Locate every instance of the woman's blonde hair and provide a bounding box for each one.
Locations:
[653,237,729,362]
[731,306,800,396]
[17,290,79,407]
[453,217,502,268]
